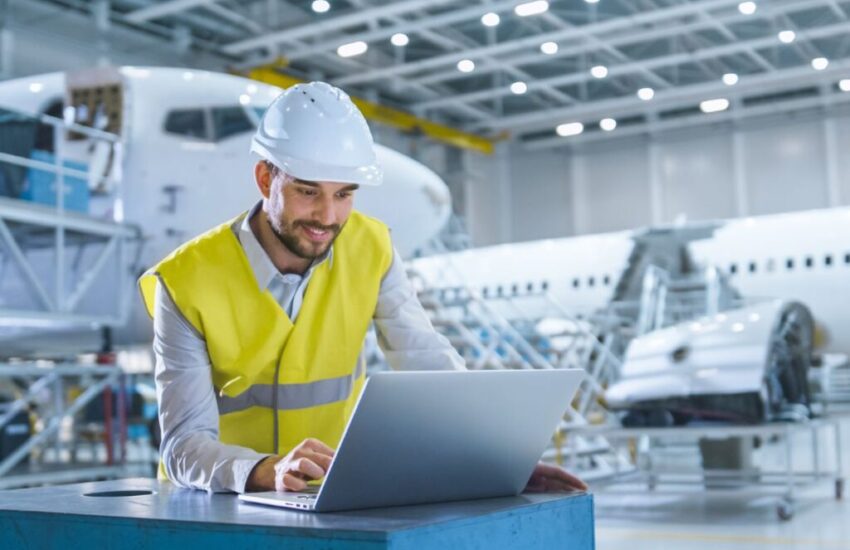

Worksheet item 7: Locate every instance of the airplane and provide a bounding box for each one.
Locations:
[0,66,452,356]
[409,207,850,423]
[0,66,843,424]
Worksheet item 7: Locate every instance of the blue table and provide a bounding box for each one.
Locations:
[0,478,594,549]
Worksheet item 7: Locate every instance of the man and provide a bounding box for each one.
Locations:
[139,81,586,495]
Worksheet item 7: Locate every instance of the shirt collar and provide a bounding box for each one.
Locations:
[238,201,333,290]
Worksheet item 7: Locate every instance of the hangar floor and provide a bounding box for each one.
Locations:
[594,416,849,550]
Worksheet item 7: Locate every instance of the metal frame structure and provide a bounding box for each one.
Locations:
[572,417,845,521]
[0,362,128,489]
[21,1,850,150]
[0,109,139,329]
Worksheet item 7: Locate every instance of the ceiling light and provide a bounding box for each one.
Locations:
[778,30,796,44]
[590,65,608,79]
[637,87,654,101]
[481,12,500,27]
[391,33,409,47]
[722,73,739,86]
[599,118,617,131]
[738,2,756,15]
[585,0,600,3]
[337,40,368,58]
[840,79,850,92]
[515,1,549,17]
[311,0,330,14]
[457,59,475,73]
[540,41,558,55]
[556,122,584,137]
[510,81,528,94]
[700,98,730,113]
[28,82,43,93]
[812,57,829,70]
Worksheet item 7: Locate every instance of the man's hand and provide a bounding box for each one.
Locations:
[524,462,587,493]
[245,438,335,492]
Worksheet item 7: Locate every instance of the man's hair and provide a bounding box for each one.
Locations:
[263,160,282,178]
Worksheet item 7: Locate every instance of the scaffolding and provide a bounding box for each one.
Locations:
[0,102,142,487]
[406,258,633,480]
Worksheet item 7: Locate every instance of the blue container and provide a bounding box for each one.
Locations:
[20,149,89,213]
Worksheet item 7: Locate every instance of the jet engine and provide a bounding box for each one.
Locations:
[605,299,814,425]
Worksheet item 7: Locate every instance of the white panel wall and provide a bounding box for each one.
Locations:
[657,130,737,223]
[508,145,573,243]
[574,139,653,234]
[464,143,511,247]
[742,118,829,216]
[464,110,850,246]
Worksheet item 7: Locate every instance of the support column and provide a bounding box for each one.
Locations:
[732,127,749,217]
[824,115,841,207]
[648,138,663,225]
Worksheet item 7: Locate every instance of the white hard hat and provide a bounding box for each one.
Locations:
[251,81,382,186]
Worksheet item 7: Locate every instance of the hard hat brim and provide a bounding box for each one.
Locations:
[251,141,383,186]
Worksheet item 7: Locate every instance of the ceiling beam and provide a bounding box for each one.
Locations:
[125,0,220,23]
[222,0,456,55]
[334,0,753,87]
[525,91,849,150]
[410,0,822,88]
[416,10,850,113]
[487,53,850,134]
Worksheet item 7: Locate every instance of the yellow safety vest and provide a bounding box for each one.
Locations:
[139,210,393,469]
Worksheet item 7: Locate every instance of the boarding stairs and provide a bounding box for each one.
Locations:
[410,274,634,480]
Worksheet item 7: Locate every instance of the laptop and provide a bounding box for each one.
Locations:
[238,369,584,512]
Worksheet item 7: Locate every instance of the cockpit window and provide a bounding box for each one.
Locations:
[164,109,208,139]
[211,106,253,141]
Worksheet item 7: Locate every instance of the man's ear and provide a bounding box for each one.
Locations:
[254,161,272,199]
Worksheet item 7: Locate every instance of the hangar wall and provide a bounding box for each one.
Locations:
[464,108,850,247]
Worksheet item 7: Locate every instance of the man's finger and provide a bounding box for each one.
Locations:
[527,463,588,493]
[302,438,336,457]
[292,457,325,480]
[281,473,307,492]
[302,449,333,472]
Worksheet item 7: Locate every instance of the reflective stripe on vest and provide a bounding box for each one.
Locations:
[215,359,366,415]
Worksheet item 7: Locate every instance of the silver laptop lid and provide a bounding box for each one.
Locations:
[312,369,583,512]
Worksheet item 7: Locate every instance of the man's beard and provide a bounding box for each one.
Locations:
[267,216,342,260]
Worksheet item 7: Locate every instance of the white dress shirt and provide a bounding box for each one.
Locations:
[153,203,465,493]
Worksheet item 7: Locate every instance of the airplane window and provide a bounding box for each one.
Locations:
[765,259,775,273]
[825,255,833,267]
[603,275,611,286]
[588,277,595,287]
[164,109,208,139]
[729,264,738,275]
[786,258,794,270]
[805,256,814,268]
[845,253,850,265]
[526,282,534,292]
[212,106,254,141]
[572,278,580,289]
[542,281,549,291]
[482,287,489,298]
[511,283,518,295]
[496,285,503,296]
[748,262,757,273]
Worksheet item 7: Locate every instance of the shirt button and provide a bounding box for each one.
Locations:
[281,274,301,285]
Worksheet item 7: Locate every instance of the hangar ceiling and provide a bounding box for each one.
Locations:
[25,0,850,147]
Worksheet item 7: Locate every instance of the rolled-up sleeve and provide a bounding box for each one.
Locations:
[373,249,466,371]
[153,281,269,493]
